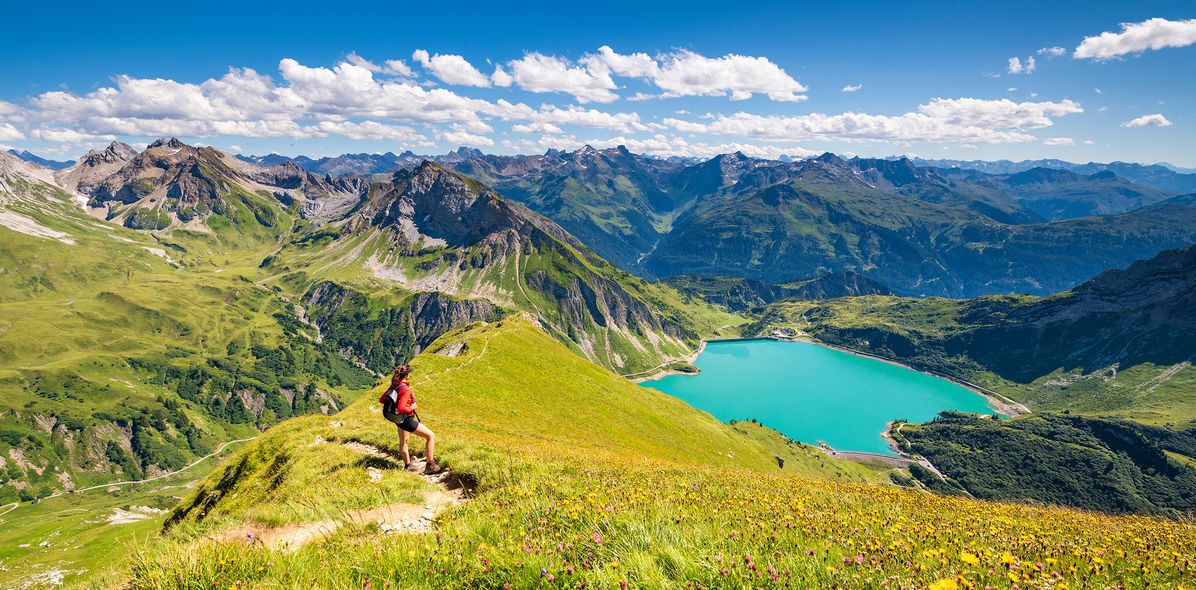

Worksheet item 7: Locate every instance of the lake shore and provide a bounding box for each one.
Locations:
[804,340,1032,417]
[628,340,707,383]
[636,334,1031,418]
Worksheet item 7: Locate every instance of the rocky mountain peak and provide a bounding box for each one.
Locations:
[148,137,187,150]
[82,141,138,165]
[813,152,846,166]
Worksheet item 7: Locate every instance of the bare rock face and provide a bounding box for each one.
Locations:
[55,141,138,194]
[59,138,371,230]
[246,161,367,218]
[88,139,239,208]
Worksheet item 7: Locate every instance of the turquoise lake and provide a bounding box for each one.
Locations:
[641,339,994,455]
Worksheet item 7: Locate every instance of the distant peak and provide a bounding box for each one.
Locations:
[79,140,137,165]
[106,140,136,154]
[714,151,748,163]
[149,137,186,149]
[413,159,446,174]
[814,152,844,164]
[454,146,484,158]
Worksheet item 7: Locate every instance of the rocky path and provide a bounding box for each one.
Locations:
[211,441,468,552]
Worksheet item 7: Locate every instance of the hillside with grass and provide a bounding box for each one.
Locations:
[0,145,740,505]
[0,151,380,502]
[893,412,1196,515]
[122,316,1196,589]
[261,162,742,376]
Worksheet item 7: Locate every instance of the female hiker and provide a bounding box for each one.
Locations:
[379,364,443,474]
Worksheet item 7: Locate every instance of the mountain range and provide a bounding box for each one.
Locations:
[755,242,1196,422]
[6,149,75,170]
[431,146,1196,297]
[0,140,734,502]
[4,137,1196,587]
[910,156,1196,194]
[4,138,1196,497]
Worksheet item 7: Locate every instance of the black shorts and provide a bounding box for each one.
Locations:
[384,408,420,433]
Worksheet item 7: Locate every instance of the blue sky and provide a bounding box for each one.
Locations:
[1,0,1193,165]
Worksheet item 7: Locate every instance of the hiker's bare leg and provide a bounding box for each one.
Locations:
[399,428,412,465]
[413,423,435,463]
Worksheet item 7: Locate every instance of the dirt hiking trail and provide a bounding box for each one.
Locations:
[210,440,469,551]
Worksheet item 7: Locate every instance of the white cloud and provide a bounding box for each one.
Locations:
[1094,87,1103,94]
[1007,56,1036,74]
[530,105,647,133]
[841,84,863,93]
[439,126,494,147]
[511,122,563,134]
[1083,139,1096,144]
[29,128,113,142]
[1043,137,1074,146]
[0,122,25,140]
[344,52,413,77]
[663,97,1082,144]
[648,49,807,101]
[580,46,658,78]
[1122,113,1172,127]
[1075,18,1196,60]
[579,46,808,102]
[499,53,618,103]
[412,50,492,87]
[490,66,514,87]
[313,120,427,142]
[16,59,540,143]
[1037,46,1067,57]
[0,101,21,118]
[917,98,1081,129]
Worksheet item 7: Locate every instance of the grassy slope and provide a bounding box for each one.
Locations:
[129,317,1195,589]
[0,439,250,589]
[749,296,1196,426]
[0,174,372,498]
[262,208,744,377]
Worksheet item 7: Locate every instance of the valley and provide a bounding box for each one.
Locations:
[2,140,1195,587]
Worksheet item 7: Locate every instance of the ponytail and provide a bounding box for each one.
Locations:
[391,364,411,390]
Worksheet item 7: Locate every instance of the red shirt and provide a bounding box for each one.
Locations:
[379,379,415,415]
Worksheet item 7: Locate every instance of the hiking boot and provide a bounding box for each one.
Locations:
[404,462,420,472]
[424,461,444,475]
